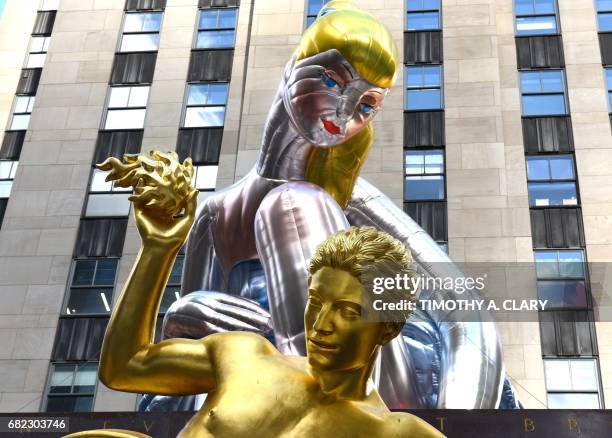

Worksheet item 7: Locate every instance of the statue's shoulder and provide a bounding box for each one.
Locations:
[205,331,278,359]
[382,412,445,438]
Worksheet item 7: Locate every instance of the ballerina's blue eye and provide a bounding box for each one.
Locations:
[360,103,373,114]
[323,75,338,88]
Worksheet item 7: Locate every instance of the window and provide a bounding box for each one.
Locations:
[196,8,238,49]
[438,242,449,253]
[515,0,558,36]
[45,363,97,412]
[404,149,445,201]
[544,359,601,408]
[306,0,325,28]
[0,161,18,199]
[405,65,443,110]
[184,83,228,128]
[64,258,118,315]
[26,36,50,68]
[526,155,577,206]
[119,12,162,52]
[160,255,183,313]
[406,0,441,31]
[596,0,612,32]
[10,95,35,130]
[104,86,149,130]
[535,250,587,308]
[40,0,60,11]
[519,70,567,116]
[606,68,612,112]
[193,165,218,190]
[85,168,132,217]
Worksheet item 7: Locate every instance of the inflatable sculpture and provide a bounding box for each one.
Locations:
[144,1,520,411]
[67,152,443,437]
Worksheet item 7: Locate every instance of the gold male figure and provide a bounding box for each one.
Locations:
[73,152,443,438]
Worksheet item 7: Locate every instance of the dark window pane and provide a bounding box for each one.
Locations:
[169,256,184,284]
[405,176,445,200]
[522,94,566,116]
[93,259,118,286]
[46,396,78,412]
[72,261,96,286]
[160,285,181,313]
[537,280,587,308]
[66,288,113,315]
[73,364,98,394]
[406,12,439,30]
[528,182,577,206]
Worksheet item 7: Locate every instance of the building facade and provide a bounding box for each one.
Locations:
[0,0,610,413]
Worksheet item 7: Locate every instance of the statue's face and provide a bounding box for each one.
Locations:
[282,49,387,147]
[305,266,384,372]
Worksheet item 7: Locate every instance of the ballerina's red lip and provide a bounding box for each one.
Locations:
[321,118,341,135]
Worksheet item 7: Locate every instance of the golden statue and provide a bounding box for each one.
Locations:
[65,151,444,437]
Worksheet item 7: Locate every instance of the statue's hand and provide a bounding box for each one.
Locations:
[96,151,198,251]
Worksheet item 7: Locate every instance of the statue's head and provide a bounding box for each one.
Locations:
[282,1,399,147]
[305,227,415,372]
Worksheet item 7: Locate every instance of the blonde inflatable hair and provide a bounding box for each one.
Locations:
[301,1,399,208]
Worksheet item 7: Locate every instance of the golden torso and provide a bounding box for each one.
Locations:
[178,335,439,438]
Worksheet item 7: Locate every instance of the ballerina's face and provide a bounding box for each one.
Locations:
[282,49,388,147]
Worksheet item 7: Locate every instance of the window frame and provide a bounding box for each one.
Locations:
[404,64,444,111]
[62,258,119,317]
[0,160,18,199]
[544,358,603,409]
[514,0,560,36]
[195,7,238,50]
[42,362,99,413]
[519,69,568,117]
[405,0,442,32]
[534,248,591,310]
[118,11,164,53]
[9,95,35,131]
[182,82,229,128]
[526,154,579,207]
[102,85,150,131]
[25,36,50,69]
[403,148,446,202]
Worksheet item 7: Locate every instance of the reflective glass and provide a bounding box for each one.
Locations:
[405,150,443,174]
[535,251,559,279]
[526,155,574,180]
[128,87,150,107]
[516,15,557,35]
[90,169,113,192]
[74,364,98,393]
[526,156,550,180]
[196,30,236,49]
[105,109,146,130]
[199,9,237,29]
[94,259,118,286]
[168,256,184,284]
[406,0,440,10]
[30,37,50,53]
[515,0,556,15]
[46,396,94,412]
[537,280,587,308]
[0,161,17,179]
[520,71,564,93]
[11,114,30,130]
[528,181,577,206]
[194,165,219,190]
[405,175,444,200]
[72,260,96,286]
[308,0,325,16]
[120,33,159,52]
[85,193,131,216]
[545,360,571,391]
[108,87,130,108]
[185,106,226,127]
[571,360,598,391]
[609,91,612,111]
[558,250,585,278]
[406,89,442,110]
[0,181,13,198]
[406,12,440,30]
[188,84,228,105]
[41,0,60,10]
[547,393,600,409]
[49,365,74,393]
[597,0,612,11]
[306,16,317,27]
[522,94,566,116]
[66,287,113,314]
[26,53,46,68]
[598,12,612,31]
[160,286,181,313]
[14,96,34,113]
[124,12,162,33]
[406,66,441,87]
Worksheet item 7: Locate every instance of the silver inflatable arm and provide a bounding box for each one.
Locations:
[345,177,504,409]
